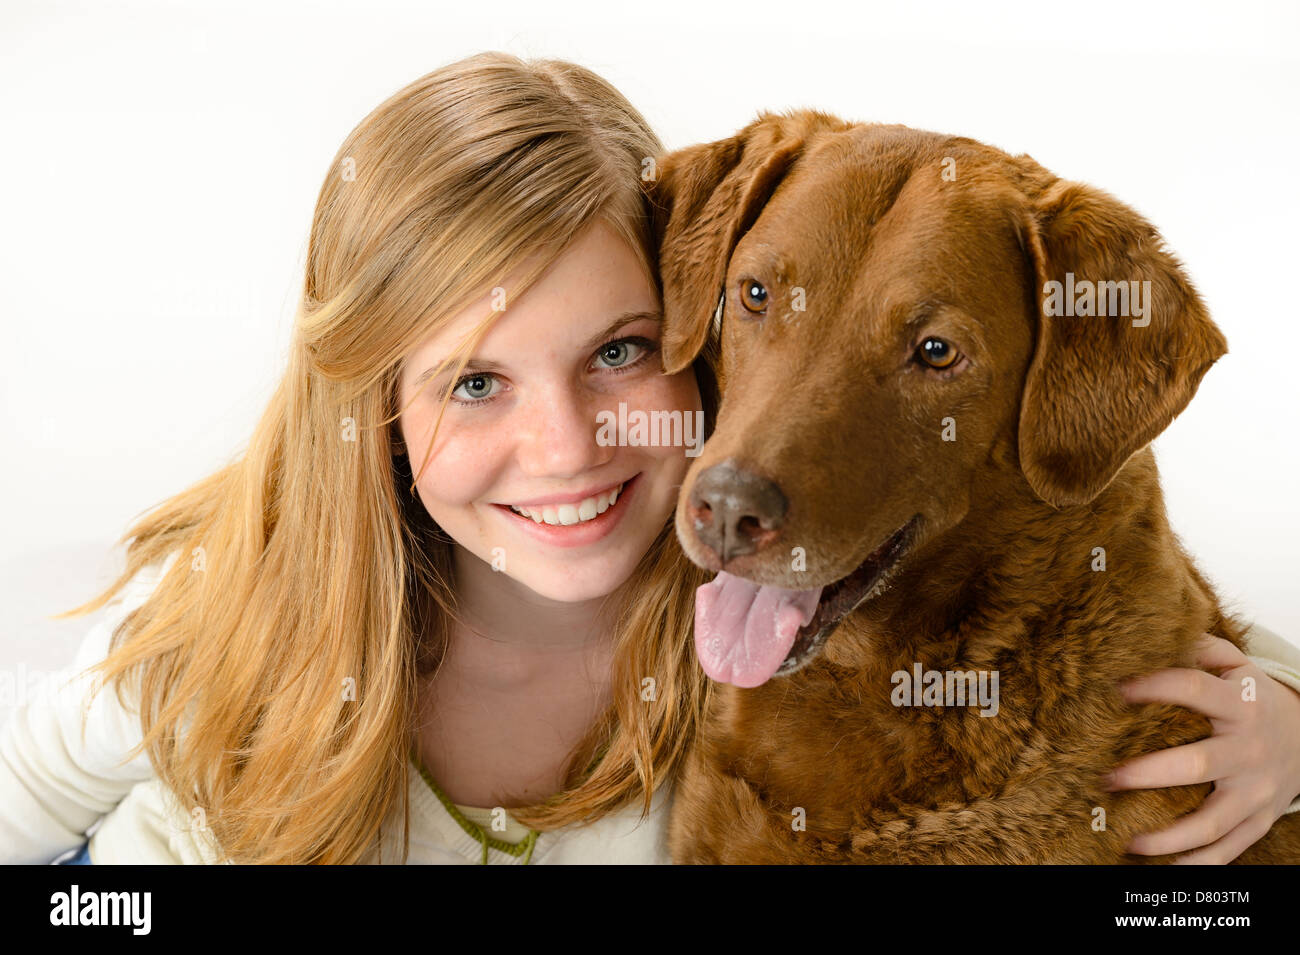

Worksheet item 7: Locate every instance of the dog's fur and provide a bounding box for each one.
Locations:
[646,110,1300,863]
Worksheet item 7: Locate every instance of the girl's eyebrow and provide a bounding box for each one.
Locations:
[410,359,503,395]
[410,309,662,392]
[580,308,662,351]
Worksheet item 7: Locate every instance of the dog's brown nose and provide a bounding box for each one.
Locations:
[688,461,787,564]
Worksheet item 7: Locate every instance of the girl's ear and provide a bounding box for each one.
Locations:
[643,110,848,374]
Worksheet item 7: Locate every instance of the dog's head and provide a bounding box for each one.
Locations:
[645,110,1227,686]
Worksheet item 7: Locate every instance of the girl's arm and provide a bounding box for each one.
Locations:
[1242,622,1300,706]
[0,561,168,863]
[1106,621,1300,863]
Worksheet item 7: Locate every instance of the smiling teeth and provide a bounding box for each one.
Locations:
[510,482,623,526]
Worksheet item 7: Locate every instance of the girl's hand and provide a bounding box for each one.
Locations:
[1102,633,1300,863]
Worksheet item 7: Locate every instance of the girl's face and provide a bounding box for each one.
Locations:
[397,219,702,603]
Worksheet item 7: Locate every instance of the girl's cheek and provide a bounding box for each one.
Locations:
[671,368,704,413]
[617,368,701,415]
[605,374,704,468]
[410,417,509,506]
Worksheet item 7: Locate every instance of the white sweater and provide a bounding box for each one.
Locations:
[3,558,1298,865]
[0,558,672,865]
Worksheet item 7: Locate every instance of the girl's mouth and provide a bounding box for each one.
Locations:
[492,474,642,547]
[506,480,626,525]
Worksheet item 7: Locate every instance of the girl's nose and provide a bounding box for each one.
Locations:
[515,385,612,478]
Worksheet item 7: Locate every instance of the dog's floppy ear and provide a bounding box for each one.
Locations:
[1018,180,1228,507]
[644,111,839,373]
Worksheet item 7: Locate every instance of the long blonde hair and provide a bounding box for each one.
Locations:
[58,51,719,864]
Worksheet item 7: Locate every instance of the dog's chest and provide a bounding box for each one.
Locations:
[700,651,1030,829]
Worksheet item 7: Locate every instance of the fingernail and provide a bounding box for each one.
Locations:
[1101,772,1118,790]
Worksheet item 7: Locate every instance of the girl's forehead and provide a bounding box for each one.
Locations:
[404,232,659,379]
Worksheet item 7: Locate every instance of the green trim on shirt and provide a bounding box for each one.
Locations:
[410,748,539,865]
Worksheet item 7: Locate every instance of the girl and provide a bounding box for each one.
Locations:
[4,51,1298,865]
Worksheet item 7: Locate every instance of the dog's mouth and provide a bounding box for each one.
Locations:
[694,515,921,687]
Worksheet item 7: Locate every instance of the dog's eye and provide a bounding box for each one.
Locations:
[739,280,768,313]
[917,337,958,369]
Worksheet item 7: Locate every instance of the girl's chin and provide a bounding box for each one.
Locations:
[509,556,641,603]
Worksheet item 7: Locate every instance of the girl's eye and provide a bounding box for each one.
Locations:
[451,373,498,402]
[739,279,768,313]
[448,336,658,406]
[916,337,960,370]
[593,337,654,371]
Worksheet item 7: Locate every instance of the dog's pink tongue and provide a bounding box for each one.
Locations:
[694,571,823,688]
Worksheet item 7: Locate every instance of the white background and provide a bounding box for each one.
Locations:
[2,0,1297,713]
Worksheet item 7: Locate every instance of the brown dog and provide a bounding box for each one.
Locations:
[646,110,1300,863]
